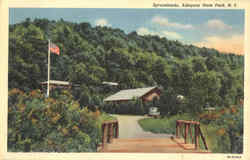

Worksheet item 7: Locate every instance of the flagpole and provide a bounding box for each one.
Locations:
[47,39,51,97]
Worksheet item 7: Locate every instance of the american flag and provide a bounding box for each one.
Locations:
[49,42,60,55]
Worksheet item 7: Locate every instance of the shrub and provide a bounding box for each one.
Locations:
[139,105,243,153]
[8,89,102,152]
[101,98,146,115]
[198,105,243,153]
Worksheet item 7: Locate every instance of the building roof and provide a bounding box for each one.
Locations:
[102,81,119,86]
[104,86,159,102]
[40,80,70,86]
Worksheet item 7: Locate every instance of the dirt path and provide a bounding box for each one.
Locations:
[112,115,173,138]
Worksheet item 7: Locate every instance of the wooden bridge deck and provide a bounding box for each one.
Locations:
[100,138,210,153]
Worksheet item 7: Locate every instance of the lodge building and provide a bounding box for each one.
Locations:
[103,86,161,103]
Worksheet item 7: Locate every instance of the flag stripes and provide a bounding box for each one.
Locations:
[50,43,60,55]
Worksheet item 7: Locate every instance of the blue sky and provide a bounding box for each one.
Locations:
[9,8,244,54]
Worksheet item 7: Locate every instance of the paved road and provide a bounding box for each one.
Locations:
[112,115,173,138]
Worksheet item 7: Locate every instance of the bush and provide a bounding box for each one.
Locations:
[8,89,102,152]
[158,89,187,116]
[202,105,243,153]
[101,98,145,115]
[138,105,243,153]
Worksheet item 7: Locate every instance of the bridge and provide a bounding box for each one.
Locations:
[98,116,210,153]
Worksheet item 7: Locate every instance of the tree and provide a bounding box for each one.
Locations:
[9,18,244,116]
[191,57,207,72]
[187,71,221,113]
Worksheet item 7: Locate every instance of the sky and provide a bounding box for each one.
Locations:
[9,8,245,55]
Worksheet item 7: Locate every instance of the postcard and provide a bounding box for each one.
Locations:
[1,0,250,160]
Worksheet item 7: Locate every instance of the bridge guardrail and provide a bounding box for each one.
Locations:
[176,120,208,150]
[101,120,119,148]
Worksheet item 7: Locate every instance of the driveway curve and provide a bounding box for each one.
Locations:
[112,115,173,138]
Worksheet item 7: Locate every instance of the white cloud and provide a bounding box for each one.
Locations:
[136,27,183,40]
[95,18,111,27]
[137,27,153,35]
[162,31,183,39]
[194,34,244,55]
[205,19,232,30]
[152,16,194,30]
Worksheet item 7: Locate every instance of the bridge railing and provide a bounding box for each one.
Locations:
[101,120,119,148]
[176,120,208,150]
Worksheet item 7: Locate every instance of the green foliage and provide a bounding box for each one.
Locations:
[138,114,195,135]
[139,104,243,153]
[102,98,145,115]
[200,105,243,153]
[99,112,117,121]
[9,19,244,115]
[8,89,102,152]
[8,19,244,152]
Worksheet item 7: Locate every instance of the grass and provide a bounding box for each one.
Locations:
[138,118,175,134]
[138,113,196,135]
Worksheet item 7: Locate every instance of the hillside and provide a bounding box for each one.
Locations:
[9,18,244,113]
